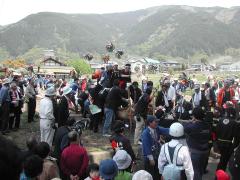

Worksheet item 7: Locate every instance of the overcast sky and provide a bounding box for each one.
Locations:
[0,0,239,25]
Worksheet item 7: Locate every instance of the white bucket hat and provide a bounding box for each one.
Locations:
[62,86,72,95]
[132,170,153,180]
[113,150,132,170]
[45,87,56,96]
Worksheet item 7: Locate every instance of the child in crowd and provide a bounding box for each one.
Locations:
[84,163,100,180]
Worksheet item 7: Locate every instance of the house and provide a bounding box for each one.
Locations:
[33,50,74,79]
[219,61,240,71]
[162,61,182,69]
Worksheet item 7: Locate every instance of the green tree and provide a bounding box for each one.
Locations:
[67,58,92,75]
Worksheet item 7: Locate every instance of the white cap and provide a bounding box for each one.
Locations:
[169,122,184,138]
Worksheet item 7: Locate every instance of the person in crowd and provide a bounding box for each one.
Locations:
[209,82,217,108]
[119,80,128,99]
[134,87,153,145]
[183,107,211,180]
[81,77,88,92]
[103,79,128,137]
[165,79,176,111]
[71,78,80,95]
[146,80,154,91]
[20,155,43,180]
[0,135,22,180]
[87,85,104,133]
[9,82,23,131]
[110,120,136,164]
[25,78,37,123]
[36,74,44,89]
[155,83,171,118]
[39,87,56,146]
[53,118,76,162]
[191,84,207,109]
[141,115,169,179]
[20,136,39,164]
[119,64,131,87]
[217,80,235,114]
[158,122,194,180]
[58,86,72,127]
[61,130,89,180]
[111,63,121,84]
[129,81,142,105]
[99,64,113,88]
[0,78,11,134]
[58,79,67,96]
[84,163,100,180]
[204,82,213,111]
[229,142,240,180]
[45,77,55,89]
[34,142,59,180]
[78,90,89,116]
[113,150,132,180]
[0,79,2,90]
[99,159,118,180]
[232,81,240,118]
[216,102,240,171]
[132,170,153,180]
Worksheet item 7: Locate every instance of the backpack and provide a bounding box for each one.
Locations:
[162,143,184,180]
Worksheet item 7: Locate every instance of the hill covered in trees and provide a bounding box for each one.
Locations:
[0,6,240,61]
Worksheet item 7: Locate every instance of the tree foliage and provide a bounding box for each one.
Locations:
[2,59,26,69]
[67,58,92,75]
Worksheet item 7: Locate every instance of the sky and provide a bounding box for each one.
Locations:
[0,0,239,25]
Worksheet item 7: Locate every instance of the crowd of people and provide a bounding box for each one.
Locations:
[0,63,240,180]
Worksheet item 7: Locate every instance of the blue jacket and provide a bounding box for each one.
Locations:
[0,86,10,105]
[142,126,169,159]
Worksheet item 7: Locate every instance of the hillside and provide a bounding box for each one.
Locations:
[0,6,240,60]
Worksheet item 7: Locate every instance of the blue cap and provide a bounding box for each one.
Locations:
[99,159,118,179]
[147,115,159,123]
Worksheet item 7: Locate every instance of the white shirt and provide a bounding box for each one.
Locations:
[39,97,55,120]
[158,139,194,180]
[167,85,176,101]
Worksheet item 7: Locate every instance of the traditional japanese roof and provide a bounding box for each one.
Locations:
[42,57,66,66]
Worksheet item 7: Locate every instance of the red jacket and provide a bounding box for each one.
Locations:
[61,144,89,178]
[217,87,235,107]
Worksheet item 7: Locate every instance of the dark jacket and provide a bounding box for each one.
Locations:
[58,96,69,127]
[105,86,127,111]
[134,93,151,118]
[184,121,211,152]
[129,86,142,104]
[53,126,71,161]
[216,118,240,148]
[155,90,166,107]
